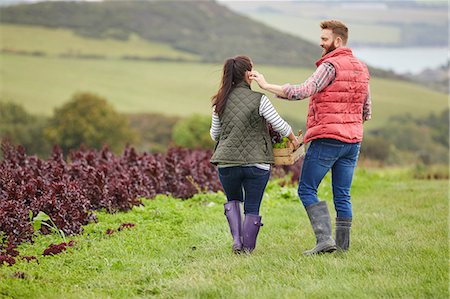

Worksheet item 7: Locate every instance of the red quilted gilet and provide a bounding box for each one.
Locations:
[304,47,370,144]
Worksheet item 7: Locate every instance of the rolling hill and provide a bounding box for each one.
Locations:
[0,0,406,79]
[0,0,320,67]
[0,0,447,132]
[1,52,447,131]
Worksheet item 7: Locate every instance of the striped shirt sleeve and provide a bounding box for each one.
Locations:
[259,95,292,137]
[210,109,221,141]
[281,62,336,100]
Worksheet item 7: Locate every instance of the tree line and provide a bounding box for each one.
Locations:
[0,92,215,158]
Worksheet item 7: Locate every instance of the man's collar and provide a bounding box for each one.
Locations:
[315,47,353,66]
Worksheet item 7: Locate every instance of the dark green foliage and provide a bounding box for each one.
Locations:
[363,109,449,165]
[172,114,215,150]
[0,1,319,67]
[360,135,391,162]
[419,109,449,149]
[128,113,181,153]
[45,92,136,155]
[0,101,50,158]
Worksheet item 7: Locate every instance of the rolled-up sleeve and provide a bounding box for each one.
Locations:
[210,110,221,141]
[363,86,372,122]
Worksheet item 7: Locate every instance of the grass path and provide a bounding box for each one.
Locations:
[0,168,448,298]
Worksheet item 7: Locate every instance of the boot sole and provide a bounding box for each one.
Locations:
[303,244,337,256]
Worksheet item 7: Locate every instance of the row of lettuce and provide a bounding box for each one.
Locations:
[0,141,299,250]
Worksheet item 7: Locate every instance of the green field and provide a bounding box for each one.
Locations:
[0,168,447,298]
[242,14,400,45]
[0,24,199,61]
[0,24,447,130]
[227,2,447,46]
[0,52,447,131]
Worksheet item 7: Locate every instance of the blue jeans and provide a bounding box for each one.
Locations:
[217,166,271,215]
[298,139,361,218]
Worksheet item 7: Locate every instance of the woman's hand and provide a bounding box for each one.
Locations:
[288,131,300,149]
[250,70,268,90]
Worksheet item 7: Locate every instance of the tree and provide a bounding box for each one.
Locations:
[0,101,50,158]
[45,92,136,155]
[360,135,391,162]
[128,113,180,153]
[172,114,215,149]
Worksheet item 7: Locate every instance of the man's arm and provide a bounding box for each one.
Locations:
[251,63,336,100]
[248,72,287,98]
[363,86,372,122]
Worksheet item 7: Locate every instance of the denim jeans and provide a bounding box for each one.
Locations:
[298,138,361,218]
[217,166,271,215]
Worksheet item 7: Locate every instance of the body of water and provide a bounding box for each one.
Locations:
[352,47,449,75]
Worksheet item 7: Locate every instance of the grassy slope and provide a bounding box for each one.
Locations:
[0,52,447,131]
[0,24,200,60]
[0,169,447,298]
[0,1,320,67]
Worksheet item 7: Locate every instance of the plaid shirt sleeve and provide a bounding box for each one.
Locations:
[363,86,372,122]
[280,62,336,100]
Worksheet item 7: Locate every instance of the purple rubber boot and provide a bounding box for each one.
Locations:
[242,214,263,253]
[224,200,243,253]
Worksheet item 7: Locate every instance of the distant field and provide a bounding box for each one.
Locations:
[0,53,447,131]
[244,14,400,46]
[227,2,447,46]
[0,24,200,61]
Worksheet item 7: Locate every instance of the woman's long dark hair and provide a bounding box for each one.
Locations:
[211,55,253,116]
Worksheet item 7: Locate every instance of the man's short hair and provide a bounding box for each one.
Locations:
[320,20,348,45]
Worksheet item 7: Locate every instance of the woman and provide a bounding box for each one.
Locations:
[210,56,299,254]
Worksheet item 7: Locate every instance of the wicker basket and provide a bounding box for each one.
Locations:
[273,130,305,165]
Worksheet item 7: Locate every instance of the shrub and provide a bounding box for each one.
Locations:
[127,113,180,153]
[360,135,391,162]
[45,92,136,155]
[172,114,215,149]
[0,102,50,158]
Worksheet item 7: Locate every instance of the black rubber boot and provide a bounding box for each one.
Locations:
[242,214,263,253]
[224,200,243,253]
[335,217,352,251]
[303,201,336,256]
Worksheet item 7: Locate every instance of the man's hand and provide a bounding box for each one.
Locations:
[250,70,287,98]
[250,70,268,90]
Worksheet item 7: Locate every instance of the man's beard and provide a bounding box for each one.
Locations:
[322,43,337,57]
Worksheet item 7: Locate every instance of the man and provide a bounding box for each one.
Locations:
[250,20,371,255]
